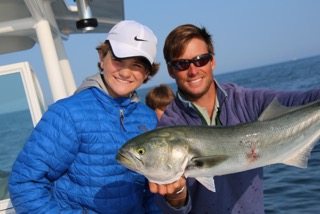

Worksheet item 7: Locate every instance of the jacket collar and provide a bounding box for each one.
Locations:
[176,79,228,109]
[75,72,140,103]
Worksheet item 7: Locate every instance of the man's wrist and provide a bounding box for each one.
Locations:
[165,186,187,208]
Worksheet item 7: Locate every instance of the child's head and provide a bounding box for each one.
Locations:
[145,84,175,119]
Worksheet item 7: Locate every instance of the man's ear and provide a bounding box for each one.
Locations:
[168,67,176,79]
[211,56,216,70]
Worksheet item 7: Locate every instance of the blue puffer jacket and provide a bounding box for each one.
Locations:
[157,81,320,214]
[9,76,161,213]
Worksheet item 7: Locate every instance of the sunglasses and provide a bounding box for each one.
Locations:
[167,53,213,71]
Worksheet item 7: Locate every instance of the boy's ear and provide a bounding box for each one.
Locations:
[97,61,104,71]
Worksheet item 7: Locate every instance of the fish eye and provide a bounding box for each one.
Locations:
[136,147,145,155]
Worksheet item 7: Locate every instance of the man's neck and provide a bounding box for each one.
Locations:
[192,82,217,119]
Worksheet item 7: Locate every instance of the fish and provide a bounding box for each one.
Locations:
[116,99,320,192]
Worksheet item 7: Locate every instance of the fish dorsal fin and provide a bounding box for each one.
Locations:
[187,155,228,170]
[258,98,301,121]
[195,177,216,192]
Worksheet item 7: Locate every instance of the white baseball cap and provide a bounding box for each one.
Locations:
[106,20,157,65]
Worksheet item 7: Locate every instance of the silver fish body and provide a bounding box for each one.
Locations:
[116,99,320,191]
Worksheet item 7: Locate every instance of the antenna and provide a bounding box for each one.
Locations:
[75,0,98,31]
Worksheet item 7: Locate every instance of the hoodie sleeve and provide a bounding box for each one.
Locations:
[155,193,192,214]
[9,103,80,213]
[219,84,320,125]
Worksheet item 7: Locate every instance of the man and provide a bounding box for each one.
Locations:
[149,24,320,213]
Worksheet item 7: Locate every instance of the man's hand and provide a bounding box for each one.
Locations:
[149,176,187,208]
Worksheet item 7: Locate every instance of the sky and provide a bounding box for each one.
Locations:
[0,0,320,103]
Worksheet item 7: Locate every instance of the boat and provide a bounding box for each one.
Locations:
[0,0,124,212]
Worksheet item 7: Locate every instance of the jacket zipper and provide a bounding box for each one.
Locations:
[119,109,126,131]
[215,107,222,126]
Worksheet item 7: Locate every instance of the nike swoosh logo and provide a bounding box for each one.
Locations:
[134,36,147,41]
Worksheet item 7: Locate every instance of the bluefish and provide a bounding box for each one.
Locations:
[116,99,320,192]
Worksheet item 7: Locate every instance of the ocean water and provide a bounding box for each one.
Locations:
[0,110,33,172]
[0,110,33,200]
[138,54,320,213]
[1,55,319,211]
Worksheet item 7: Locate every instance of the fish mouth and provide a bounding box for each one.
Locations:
[116,150,143,171]
[116,152,131,164]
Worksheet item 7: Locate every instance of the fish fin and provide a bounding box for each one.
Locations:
[282,140,316,168]
[195,177,216,192]
[258,98,302,121]
[187,155,228,170]
[283,153,309,168]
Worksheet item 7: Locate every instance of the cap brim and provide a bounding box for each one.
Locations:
[109,40,153,65]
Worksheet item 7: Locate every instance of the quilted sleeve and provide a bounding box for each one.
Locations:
[9,103,81,213]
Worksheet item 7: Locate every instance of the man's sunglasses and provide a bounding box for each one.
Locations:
[167,53,213,71]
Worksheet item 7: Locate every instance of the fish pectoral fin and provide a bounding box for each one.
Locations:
[188,155,228,169]
[195,177,216,192]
